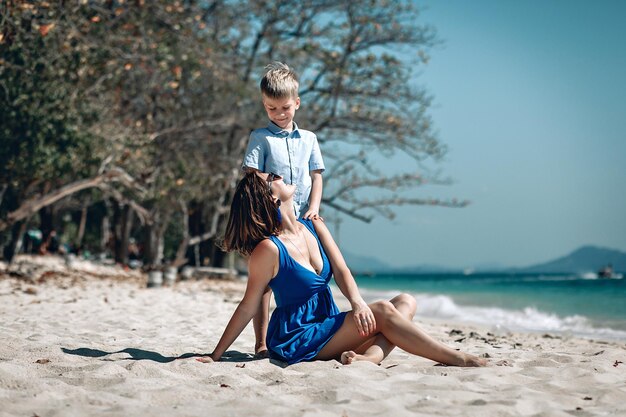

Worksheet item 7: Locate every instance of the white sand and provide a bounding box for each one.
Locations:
[1,255,625,417]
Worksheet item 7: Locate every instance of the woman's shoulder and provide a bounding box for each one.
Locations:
[299,217,323,230]
[298,218,317,235]
[298,218,331,242]
[251,237,279,259]
[249,238,280,281]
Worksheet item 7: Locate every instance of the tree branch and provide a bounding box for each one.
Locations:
[148,115,237,142]
[322,200,372,223]
[0,168,144,232]
[187,205,228,246]
[97,184,150,225]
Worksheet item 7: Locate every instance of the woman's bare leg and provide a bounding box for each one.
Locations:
[341,293,417,365]
[317,297,486,367]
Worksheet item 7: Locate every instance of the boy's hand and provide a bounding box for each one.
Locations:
[303,208,323,221]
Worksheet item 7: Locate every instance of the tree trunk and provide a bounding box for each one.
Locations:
[38,206,56,250]
[121,205,134,264]
[0,185,7,208]
[187,202,203,266]
[143,219,157,268]
[101,200,112,255]
[185,202,229,266]
[113,204,134,265]
[75,201,89,248]
[3,221,26,264]
[171,200,189,267]
[210,239,226,267]
[112,203,122,260]
[143,211,168,269]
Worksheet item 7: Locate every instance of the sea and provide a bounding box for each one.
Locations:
[351,272,626,342]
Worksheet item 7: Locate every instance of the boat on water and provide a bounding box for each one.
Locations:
[597,264,623,279]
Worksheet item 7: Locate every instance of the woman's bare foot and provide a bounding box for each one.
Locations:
[340,350,382,365]
[459,353,488,367]
[341,351,358,364]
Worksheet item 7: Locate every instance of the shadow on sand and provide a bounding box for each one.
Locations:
[61,347,260,363]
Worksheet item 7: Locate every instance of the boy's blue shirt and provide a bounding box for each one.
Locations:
[243,120,324,217]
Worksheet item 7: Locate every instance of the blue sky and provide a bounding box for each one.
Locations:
[337,0,626,269]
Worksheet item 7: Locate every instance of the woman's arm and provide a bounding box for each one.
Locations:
[312,219,376,337]
[208,240,277,360]
[252,286,272,356]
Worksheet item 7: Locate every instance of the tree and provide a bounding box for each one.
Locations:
[1,0,464,268]
[0,1,108,260]
[0,1,241,264]
[213,0,466,223]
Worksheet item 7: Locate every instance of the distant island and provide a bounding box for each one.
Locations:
[343,245,626,275]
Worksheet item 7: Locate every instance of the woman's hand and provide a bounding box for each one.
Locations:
[352,300,376,337]
[196,353,217,363]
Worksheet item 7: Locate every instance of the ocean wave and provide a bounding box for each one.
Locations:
[357,287,626,342]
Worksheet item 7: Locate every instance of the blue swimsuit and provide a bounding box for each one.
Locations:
[266,219,347,365]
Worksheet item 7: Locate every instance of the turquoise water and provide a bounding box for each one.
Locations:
[353,273,626,340]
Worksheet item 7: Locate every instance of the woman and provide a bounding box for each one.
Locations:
[198,172,486,367]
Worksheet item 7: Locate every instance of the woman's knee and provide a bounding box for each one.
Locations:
[397,293,417,316]
[370,300,397,325]
[389,293,417,316]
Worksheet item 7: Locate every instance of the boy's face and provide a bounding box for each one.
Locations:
[262,95,300,130]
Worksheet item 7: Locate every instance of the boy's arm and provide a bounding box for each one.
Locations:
[242,132,265,172]
[303,170,323,220]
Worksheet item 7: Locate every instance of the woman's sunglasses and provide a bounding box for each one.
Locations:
[267,172,281,189]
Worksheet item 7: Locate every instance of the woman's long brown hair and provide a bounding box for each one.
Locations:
[222,172,282,256]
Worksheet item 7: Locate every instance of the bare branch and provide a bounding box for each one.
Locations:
[148,116,238,142]
[187,205,229,246]
[98,155,114,175]
[97,184,151,225]
[0,168,144,232]
[322,200,373,223]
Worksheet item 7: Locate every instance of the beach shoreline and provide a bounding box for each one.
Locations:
[1,255,625,416]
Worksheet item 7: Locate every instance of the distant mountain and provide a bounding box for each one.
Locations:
[342,250,393,274]
[393,264,461,274]
[342,251,463,274]
[343,245,626,275]
[514,245,626,273]
[342,250,462,274]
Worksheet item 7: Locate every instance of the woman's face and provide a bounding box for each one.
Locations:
[264,172,295,202]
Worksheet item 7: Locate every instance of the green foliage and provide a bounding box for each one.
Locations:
[1,0,458,262]
[0,2,104,215]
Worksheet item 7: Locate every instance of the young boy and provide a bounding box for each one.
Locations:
[242,62,325,357]
[243,62,324,220]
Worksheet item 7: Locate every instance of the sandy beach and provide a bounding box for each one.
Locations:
[1,255,624,417]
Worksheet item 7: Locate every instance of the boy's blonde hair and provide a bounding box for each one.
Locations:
[260,62,299,99]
